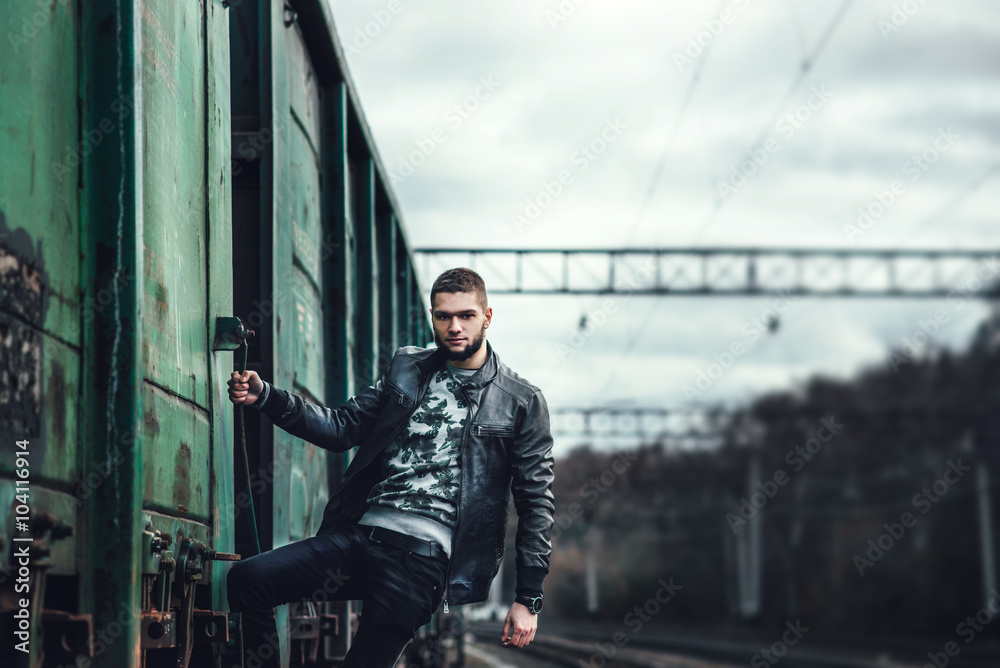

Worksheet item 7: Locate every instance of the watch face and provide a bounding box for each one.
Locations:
[530,597,543,613]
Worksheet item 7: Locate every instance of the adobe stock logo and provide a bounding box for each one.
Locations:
[843,127,959,242]
[683,291,798,403]
[6,0,73,53]
[343,0,408,56]
[727,417,843,533]
[853,459,970,576]
[390,76,500,186]
[750,620,810,667]
[672,0,754,72]
[877,0,932,40]
[716,87,833,200]
[578,578,682,668]
[512,118,628,234]
[923,590,1000,668]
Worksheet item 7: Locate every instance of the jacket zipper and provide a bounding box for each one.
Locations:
[443,378,478,613]
[389,382,406,405]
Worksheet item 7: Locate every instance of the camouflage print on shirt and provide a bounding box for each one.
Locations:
[366,366,470,527]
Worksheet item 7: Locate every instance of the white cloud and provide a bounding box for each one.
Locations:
[326,0,1000,451]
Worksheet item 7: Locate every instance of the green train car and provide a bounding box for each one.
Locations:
[0,1,441,666]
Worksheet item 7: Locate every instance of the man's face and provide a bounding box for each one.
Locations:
[431,291,492,361]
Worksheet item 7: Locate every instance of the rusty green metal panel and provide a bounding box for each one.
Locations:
[323,82,355,412]
[396,237,413,346]
[0,0,80,490]
[0,335,80,486]
[0,1,80,348]
[395,226,415,345]
[79,0,145,665]
[285,19,322,158]
[354,160,378,389]
[134,0,237,649]
[272,16,332,552]
[285,21,327,400]
[134,3,241,619]
[291,269,327,400]
[140,0,210,409]
[377,211,398,373]
[0,482,78,571]
[393,214,430,346]
[141,383,211,521]
[343,112,378,402]
[269,4,294,658]
[205,0,236,614]
[342,157,358,396]
[143,510,211,550]
[397,245,428,346]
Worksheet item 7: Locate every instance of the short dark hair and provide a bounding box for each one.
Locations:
[430,268,488,311]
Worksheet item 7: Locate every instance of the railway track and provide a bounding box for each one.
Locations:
[468,630,752,668]
[469,621,1000,668]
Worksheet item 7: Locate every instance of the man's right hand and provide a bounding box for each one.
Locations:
[228,370,263,406]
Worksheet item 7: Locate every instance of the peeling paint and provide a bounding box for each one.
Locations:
[176,441,192,507]
[0,210,47,323]
[0,210,49,444]
[144,406,160,437]
[49,360,66,446]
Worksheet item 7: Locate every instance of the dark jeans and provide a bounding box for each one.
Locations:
[227,524,448,668]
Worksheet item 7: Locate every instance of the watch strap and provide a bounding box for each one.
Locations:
[515,594,543,614]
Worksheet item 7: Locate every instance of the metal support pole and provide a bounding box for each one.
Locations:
[977,463,997,608]
[586,530,598,615]
[737,454,762,619]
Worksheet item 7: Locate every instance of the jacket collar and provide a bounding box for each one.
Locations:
[415,339,499,388]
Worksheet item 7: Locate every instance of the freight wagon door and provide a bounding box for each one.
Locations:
[269,15,342,664]
[3,0,235,664]
[273,21,331,552]
[136,0,236,640]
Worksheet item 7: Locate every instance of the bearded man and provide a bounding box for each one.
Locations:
[226,267,555,667]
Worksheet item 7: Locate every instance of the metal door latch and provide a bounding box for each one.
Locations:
[213,316,255,351]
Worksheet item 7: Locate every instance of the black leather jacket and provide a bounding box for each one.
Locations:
[251,342,555,606]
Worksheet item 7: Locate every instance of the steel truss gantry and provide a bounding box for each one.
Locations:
[416,247,1000,298]
[551,406,988,441]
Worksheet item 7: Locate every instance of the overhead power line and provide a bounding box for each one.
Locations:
[689,0,855,245]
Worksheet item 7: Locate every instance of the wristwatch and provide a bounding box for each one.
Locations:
[515,594,543,614]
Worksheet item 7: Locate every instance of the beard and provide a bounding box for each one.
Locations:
[435,323,487,362]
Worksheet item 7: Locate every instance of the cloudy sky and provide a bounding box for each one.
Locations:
[326,0,1000,455]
